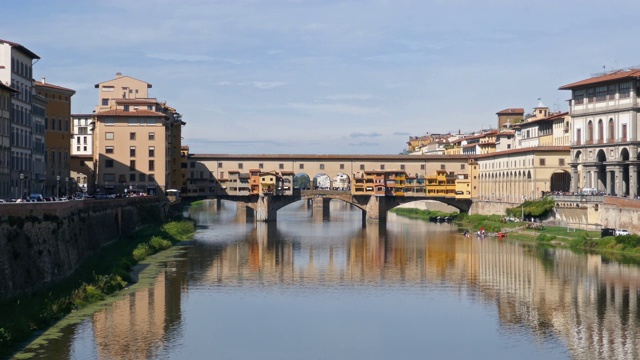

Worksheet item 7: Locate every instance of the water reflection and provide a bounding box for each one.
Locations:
[16,200,640,359]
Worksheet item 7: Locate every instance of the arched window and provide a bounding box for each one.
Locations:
[587,121,593,143]
[597,119,603,143]
[608,118,615,141]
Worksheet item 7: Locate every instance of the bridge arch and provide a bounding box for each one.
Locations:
[313,173,331,190]
[294,173,311,190]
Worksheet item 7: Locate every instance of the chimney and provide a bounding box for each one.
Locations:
[116,72,122,77]
[41,77,46,84]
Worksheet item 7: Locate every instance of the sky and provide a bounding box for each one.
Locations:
[3,0,640,155]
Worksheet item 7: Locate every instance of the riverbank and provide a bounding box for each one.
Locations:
[392,207,640,258]
[0,218,195,359]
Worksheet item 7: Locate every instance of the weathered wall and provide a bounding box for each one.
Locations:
[469,200,518,216]
[0,198,164,300]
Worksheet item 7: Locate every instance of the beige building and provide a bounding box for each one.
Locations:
[35,79,76,197]
[476,147,571,202]
[496,108,524,129]
[92,74,184,195]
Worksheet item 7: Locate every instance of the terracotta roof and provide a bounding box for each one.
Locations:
[34,81,76,95]
[71,113,94,118]
[475,146,570,159]
[115,98,158,105]
[95,109,167,117]
[0,82,19,93]
[0,38,40,59]
[496,108,524,115]
[559,69,640,90]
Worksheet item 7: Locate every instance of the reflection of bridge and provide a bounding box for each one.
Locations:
[213,189,472,223]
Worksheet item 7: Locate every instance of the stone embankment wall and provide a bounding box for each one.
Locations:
[468,200,518,216]
[0,197,165,300]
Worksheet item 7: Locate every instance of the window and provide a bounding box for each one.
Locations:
[102,86,114,92]
[573,90,585,105]
[587,88,595,102]
[559,159,565,166]
[104,173,116,182]
[539,158,546,166]
[340,164,345,170]
[105,159,114,168]
[620,82,631,98]
[104,118,114,126]
[607,85,616,100]
[129,160,135,170]
[400,164,405,170]
[147,118,156,125]
[105,146,114,154]
[320,164,325,170]
[440,165,445,170]
[105,132,114,140]
[102,98,109,106]
[78,127,88,135]
[608,119,615,141]
[130,132,136,140]
[129,174,136,181]
[238,163,243,169]
[148,146,155,157]
[380,164,385,170]
[279,163,284,170]
[149,160,155,171]
[130,146,136,157]
[148,132,155,140]
[420,165,425,170]
[299,164,304,170]
[596,86,607,101]
[139,174,146,182]
[128,118,138,126]
[123,105,130,112]
[460,164,466,170]
[360,164,365,170]
[148,174,155,182]
[190,162,195,168]
[622,124,628,140]
[259,163,264,169]
[217,162,223,168]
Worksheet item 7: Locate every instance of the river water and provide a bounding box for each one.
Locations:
[13,200,640,360]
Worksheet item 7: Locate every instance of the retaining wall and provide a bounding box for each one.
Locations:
[0,197,165,299]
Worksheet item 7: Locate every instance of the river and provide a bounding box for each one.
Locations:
[12,200,640,359]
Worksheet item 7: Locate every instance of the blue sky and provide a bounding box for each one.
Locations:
[3,0,640,154]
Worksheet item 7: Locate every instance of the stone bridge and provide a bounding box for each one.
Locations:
[213,190,472,223]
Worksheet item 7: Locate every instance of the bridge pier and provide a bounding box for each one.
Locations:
[312,197,331,220]
[365,196,395,223]
[235,202,254,222]
[256,196,278,222]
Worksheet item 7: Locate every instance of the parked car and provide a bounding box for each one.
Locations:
[615,229,630,236]
[29,193,44,202]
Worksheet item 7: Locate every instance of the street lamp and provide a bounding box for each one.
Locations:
[19,173,24,200]
[65,177,69,198]
[56,175,60,199]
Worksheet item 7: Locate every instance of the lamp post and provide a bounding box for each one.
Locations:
[56,175,60,199]
[65,177,69,199]
[19,173,24,200]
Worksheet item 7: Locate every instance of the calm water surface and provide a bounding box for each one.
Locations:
[14,200,640,359]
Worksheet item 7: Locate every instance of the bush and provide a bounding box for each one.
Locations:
[149,236,171,251]
[132,243,152,262]
[162,220,195,241]
[536,233,556,242]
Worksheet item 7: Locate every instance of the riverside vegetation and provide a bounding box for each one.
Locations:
[391,197,640,256]
[0,218,195,358]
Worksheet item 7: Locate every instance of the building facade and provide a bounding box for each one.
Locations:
[35,79,76,197]
[560,68,640,196]
[0,39,40,199]
[92,73,184,195]
[0,83,18,199]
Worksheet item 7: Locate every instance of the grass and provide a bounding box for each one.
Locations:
[0,219,195,358]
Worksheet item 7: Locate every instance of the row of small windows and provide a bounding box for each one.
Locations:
[577,119,628,143]
[104,159,155,171]
[103,117,158,126]
[104,131,155,141]
[103,173,155,183]
[209,163,467,172]
[573,82,632,104]
[11,57,33,79]
[104,146,155,157]
[480,158,564,169]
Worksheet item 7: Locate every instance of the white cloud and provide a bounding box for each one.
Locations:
[252,82,287,89]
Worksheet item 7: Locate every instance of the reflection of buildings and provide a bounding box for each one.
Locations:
[198,221,640,359]
[91,261,187,360]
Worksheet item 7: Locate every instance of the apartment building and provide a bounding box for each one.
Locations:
[0,83,18,199]
[0,39,40,199]
[35,79,76,197]
[496,108,524,129]
[560,68,640,197]
[70,114,95,193]
[32,92,46,194]
[92,74,185,195]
